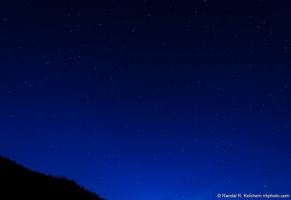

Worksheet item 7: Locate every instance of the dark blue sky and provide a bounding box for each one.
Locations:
[0,1,290,199]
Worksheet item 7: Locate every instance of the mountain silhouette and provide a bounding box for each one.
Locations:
[0,155,105,199]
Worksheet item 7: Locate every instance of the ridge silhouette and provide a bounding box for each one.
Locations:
[0,155,105,199]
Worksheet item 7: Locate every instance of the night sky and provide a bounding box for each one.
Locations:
[1,1,291,199]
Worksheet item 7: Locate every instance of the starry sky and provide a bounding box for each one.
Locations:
[0,1,290,199]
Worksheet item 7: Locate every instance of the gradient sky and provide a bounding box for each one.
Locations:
[0,1,290,199]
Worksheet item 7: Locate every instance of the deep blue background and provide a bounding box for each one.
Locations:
[1,1,290,199]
